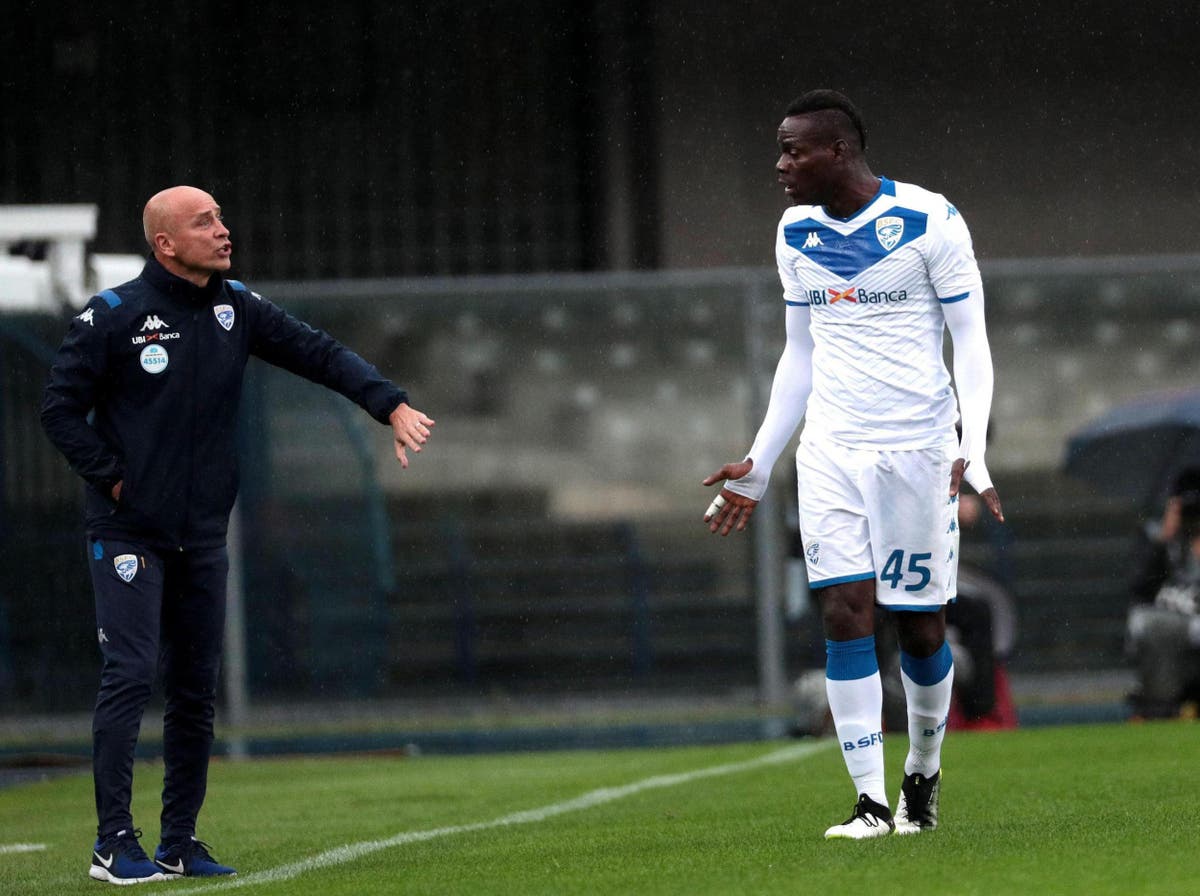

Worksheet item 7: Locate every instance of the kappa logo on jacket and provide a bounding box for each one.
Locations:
[131,312,181,346]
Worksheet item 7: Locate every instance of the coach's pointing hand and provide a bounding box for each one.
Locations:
[389,402,435,468]
[703,460,758,536]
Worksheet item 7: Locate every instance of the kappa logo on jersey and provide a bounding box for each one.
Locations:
[802,231,823,249]
[875,216,904,251]
[97,628,109,644]
[140,314,169,332]
[77,308,95,326]
[113,554,138,583]
[139,344,169,374]
[806,541,821,565]
[214,304,235,331]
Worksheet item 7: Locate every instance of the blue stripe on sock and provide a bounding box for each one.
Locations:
[900,641,953,686]
[825,635,878,681]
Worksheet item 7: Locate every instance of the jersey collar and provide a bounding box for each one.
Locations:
[821,176,895,223]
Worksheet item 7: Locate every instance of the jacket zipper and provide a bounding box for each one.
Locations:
[178,308,201,551]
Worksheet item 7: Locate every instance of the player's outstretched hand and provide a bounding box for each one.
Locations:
[949,457,1004,523]
[389,402,435,468]
[702,460,758,536]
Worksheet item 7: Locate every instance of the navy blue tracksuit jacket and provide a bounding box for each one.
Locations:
[41,257,407,548]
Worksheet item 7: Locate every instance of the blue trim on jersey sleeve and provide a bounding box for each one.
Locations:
[784,299,810,307]
[808,571,876,590]
[939,291,970,304]
[98,289,121,308]
[825,635,879,681]
[783,205,928,280]
[900,641,954,686]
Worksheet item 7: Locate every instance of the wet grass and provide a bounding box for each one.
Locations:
[0,721,1191,895]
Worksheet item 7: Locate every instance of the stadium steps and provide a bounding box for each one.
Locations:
[383,519,751,690]
[976,469,1144,674]
[243,495,751,694]
[246,467,1152,695]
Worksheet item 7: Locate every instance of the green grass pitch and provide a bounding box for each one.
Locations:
[0,721,1191,895]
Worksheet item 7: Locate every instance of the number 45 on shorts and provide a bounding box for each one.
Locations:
[880,549,932,591]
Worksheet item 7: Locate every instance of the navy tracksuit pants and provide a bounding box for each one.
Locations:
[89,538,227,842]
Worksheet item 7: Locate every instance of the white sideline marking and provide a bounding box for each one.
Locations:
[174,740,833,893]
[0,843,47,854]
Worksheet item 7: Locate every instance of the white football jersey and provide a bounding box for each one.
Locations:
[776,176,983,449]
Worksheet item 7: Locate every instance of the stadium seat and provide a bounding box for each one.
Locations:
[1093,321,1122,346]
[1163,319,1192,345]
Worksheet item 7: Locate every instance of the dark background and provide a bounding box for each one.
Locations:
[3,1,1198,279]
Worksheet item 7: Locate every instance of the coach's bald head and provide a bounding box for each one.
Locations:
[142,186,232,286]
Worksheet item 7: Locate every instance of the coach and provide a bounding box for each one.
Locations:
[41,185,434,884]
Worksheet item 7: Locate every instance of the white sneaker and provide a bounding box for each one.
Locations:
[894,769,941,834]
[824,794,895,839]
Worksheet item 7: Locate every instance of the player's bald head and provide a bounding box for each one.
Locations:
[142,185,218,249]
[783,90,867,152]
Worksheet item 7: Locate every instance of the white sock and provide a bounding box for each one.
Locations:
[900,641,955,777]
[825,636,886,805]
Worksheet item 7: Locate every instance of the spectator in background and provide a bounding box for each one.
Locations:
[1126,467,1200,720]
